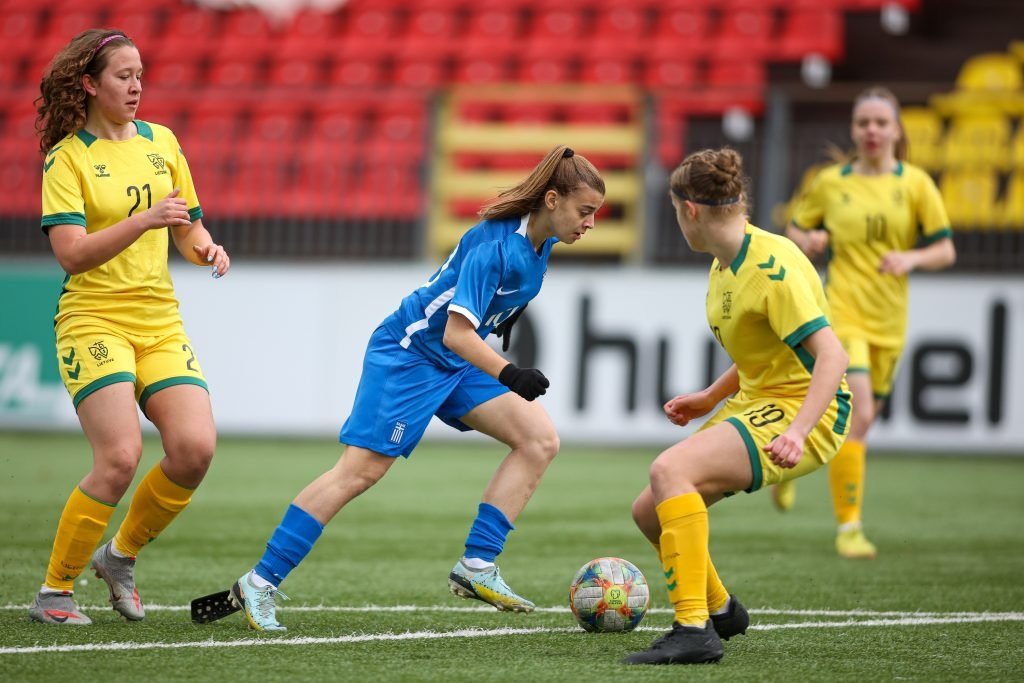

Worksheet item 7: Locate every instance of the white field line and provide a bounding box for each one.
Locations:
[3,603,1023,619]
[2,612,1023,656]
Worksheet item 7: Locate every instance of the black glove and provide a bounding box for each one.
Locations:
[493,305,527,352]
[498,362,549,401]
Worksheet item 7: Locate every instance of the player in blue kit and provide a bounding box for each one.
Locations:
[226,146,605,631]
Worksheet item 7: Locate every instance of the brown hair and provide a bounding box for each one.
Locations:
[478,145,605,220]
[851,86,907,161]
[35,29,136,154]
[669,147,749,218]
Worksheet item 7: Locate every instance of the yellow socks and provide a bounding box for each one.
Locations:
[657,492,709,627]
[652,534,728,612]
[45,487,116,591]
[113,464,194,557]
[829,439,866,528]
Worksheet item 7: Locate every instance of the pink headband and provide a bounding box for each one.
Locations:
[93,34,127,54]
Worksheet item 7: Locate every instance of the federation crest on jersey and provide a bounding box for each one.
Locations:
[147,153,168,175]
[389,421,407,445]
[722,291,733,319]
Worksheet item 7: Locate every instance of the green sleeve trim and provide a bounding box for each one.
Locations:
[134,120,154,141]
[76,486,116,508]
[793,345,815,373]
[783,316,828,348]
[833,390,852,435]
[42,212,86,228]
[923,227,953,245]
[72,372,135,409]
[139,376,209,416]
[846,366,870,374]
[873,391,891,402]
[729,232,752,275]
[725,417,763,493]
[188,206,203,221]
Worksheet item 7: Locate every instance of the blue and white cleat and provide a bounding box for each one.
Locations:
[448,560,535,613]
[230,571,289,632]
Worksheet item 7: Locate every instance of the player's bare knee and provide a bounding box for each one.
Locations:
[164,434,215,481]
[522,429,559,466]
[95,444,141,493]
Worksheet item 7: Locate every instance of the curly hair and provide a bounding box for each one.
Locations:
[35,29,135,155]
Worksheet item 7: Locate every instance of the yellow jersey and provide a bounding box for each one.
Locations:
[41,120,202,333]
[707,224,843,400]
[791,161,951,346]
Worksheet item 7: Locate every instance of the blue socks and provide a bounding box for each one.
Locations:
[254,504,324,586]
[464,502,514,563]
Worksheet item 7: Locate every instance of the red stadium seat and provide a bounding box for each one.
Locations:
[461,9,523,59]
[644,59,700,89]
[712,9,775,59]
[310,101,370,146]
[338,8,404,59]
[515,58,578,85]
[143,59,201,91]
[524,10,590,58]
[278,9,340,60]
[650,9,712,60]
[217,10,275,57]
[391,59,447,88]
[327,59,389,88]
[707,60,766,88]
[106,9,164,45]
[268,59,325,87]
[580,59,639,86]
[452,58,513,85]
[207,60,262,88]
[776,9,844,62]
[1,9,41,59]
[591,7,648,57]
[163,9,223,59]
[398,9,462,59]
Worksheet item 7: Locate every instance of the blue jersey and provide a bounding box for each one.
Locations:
[382,215,555,370]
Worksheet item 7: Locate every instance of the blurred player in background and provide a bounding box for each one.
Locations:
[225,146,604,631]
[29,29,230,625]
[625,148,850,665]
[777,87,955,559]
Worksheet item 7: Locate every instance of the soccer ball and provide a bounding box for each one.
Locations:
[569,556,649,633]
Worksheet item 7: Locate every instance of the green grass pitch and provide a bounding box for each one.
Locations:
[1,432,1022,682]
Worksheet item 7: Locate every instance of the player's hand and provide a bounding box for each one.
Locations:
[763,429,805,469]
[493,305,527,352]
[879,250,916,276]
[663,391,717,426]
[498,363,549,401]
[194,243,230,279]
[142,188,191,230]
[804,230,829,259]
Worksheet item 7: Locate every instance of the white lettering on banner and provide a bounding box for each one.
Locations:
[6,262,1016,453]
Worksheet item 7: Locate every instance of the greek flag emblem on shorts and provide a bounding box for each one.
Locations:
[390,421,407,445]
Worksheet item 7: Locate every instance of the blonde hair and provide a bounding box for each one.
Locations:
[479,145,605,220]
[669,147,749,219]
[35,29,135,154]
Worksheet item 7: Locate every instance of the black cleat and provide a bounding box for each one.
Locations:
[623,620,724,665]
[711,594,749,640]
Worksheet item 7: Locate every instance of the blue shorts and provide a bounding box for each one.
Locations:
[339,325,508,457]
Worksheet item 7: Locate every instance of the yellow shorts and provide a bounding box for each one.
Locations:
[54,317,208,413]
[835,330,903,400]
[699,389,851,493]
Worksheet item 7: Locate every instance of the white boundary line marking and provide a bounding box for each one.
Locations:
[3,614,1024,656]
[3,603,1022,619]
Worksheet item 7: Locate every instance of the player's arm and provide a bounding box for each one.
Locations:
[48,188,191,275]
[171,218,230,278]
[664,365,739,426]
[879,237,955,276]
[763,326,848,468]
[443,311,549,401]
